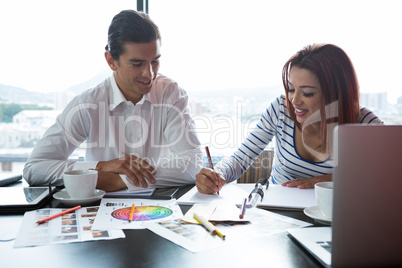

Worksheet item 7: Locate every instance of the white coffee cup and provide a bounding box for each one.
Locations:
[63,170,98,199]
[315,181,334,220]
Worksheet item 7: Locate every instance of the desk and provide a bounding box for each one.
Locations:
[0,184,325,268]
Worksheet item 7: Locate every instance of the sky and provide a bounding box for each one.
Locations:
[1,0,401,103]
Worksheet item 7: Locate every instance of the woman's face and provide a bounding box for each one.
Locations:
[287,66,323,125]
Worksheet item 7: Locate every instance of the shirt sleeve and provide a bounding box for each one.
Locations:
[23,96,96,186]
[359,106,384,125]
[215,97,281,183]
[152,84,203,186]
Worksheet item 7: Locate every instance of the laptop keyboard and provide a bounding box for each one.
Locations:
[316,241,332,253]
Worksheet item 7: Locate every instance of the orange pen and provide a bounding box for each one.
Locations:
[128,204,135,223]
[36,205,81,224]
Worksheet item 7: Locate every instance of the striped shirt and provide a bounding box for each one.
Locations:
[215,95,383,184]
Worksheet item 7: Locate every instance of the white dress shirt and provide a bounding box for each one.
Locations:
[23,74,203,190]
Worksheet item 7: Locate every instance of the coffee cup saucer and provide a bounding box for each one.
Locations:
[304,205,332,225]
[53,189,105,205]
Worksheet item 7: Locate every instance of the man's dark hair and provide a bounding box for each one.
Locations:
[105,10,161,60]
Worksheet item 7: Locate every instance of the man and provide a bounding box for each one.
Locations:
[23,10,202,192]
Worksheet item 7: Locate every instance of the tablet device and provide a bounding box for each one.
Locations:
[0,173,22,186]
[104,187,180,200]
[0,186,55,213]
[151,186,180,200]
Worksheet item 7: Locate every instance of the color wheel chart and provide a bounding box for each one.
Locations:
[92,198,183,230]
[112,206,173,221]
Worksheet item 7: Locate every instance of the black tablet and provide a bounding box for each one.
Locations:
[0,186,55,213]
[151,187,180,200]
[104,187,180,200]
[0,173,22,186]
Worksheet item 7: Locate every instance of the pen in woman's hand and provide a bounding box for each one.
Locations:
[205,146,219,195]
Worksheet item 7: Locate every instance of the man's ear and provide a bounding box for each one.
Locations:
[105,51,118,71]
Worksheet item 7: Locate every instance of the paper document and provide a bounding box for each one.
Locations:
[144,207,311,253]
[92,198,183,230]
[182,202,249,224]
[209,202,250,222]
[177,184,317,211]
[14,206,125,248]
[181,203,217,224]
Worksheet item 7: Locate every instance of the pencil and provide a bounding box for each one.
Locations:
[205,146,219,195]
[36,205,81,224]
[239,197,247,219]
[128,204,135,223]
[193,212,225,240]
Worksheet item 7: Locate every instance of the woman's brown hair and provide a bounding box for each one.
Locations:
[282,44,360,154]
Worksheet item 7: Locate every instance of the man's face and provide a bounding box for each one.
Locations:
[106,40,161,103]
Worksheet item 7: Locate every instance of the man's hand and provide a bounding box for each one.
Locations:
[281,174,332,189]
[195,168,226,194]
[96,155,156,189]
[95,171,127,192]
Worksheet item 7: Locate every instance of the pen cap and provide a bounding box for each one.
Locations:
[256,178,268,188]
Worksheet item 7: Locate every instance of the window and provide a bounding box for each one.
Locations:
[0,0,135,174]
[149,0,402,155]
[1,0,401,174]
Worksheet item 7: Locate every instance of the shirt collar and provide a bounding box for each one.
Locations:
[109,73,156,111]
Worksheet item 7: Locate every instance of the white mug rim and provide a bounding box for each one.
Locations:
[315,181,333,189]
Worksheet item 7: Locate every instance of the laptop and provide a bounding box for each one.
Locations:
[0,172,22,186]
[288,125,402,267]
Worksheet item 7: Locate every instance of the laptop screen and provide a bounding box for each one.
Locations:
[288,125,402,267]
[332,125,402,267]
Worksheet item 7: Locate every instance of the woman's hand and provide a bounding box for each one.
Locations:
[195,168,226,194]
[282,174,332,189]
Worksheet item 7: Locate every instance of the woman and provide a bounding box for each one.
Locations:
[196,44,383,194]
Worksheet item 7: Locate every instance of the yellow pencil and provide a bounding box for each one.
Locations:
[128,204,135,223]
[193,212,225,240]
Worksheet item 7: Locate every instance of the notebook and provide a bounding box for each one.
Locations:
[0,173,22,186]
[177,183,316,210]
[288,125,402,267]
